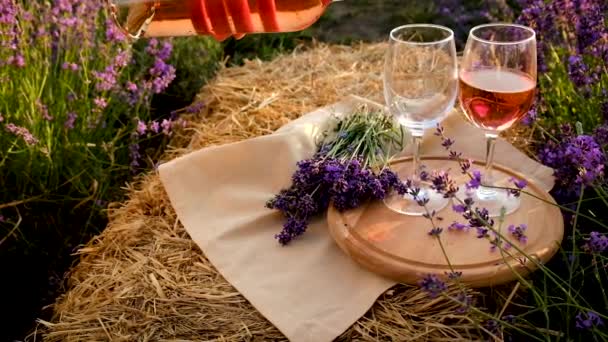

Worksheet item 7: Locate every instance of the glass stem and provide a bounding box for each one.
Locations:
[412,134,422,185]
[483,133,498,187]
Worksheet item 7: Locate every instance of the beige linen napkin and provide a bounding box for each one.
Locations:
[158,95,554,342]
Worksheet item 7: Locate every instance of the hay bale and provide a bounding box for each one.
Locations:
[37,42,496,341]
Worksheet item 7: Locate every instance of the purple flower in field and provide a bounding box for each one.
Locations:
[574,0,606,55]
[539,133,605,197]
[105,18,125,42]
[94,97,108,110]
[149,121,160,134]
[576,311,604,330]
[521,107,538,126]
[93,67,117,92]
[0,113,4,122]
[161,119,172,135]
[5,123,38,145]
[145,38,159,54]
[13,54,25,68]
[37,101,53,121]
[583,232,608,253]
[186,101,205,114]
[595,124,608,146]
[61,62,78,71]
[157,41,173,60]
[454,291,473,314]
[64,112,77,129]
[484,319,500,334]
[418,274,447,298]
[148,58,176,94]
[508,224,528,244]
[136,120,147,136]
[126,82,138,92]
[129,139,142,173]
[567,54,595,90]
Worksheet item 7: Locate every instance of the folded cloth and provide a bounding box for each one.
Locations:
[158,95,554,342]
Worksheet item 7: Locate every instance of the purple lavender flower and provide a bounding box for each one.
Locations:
[269,156,407,245]
[61,62,78,71]
[136,120,147,136]
[37,101,53,121]
[5,123,38,145]
[508,224,528,244]
[64,112,77,129]
[521,107,538,126]
[148,58,176,94]
[508,177,528,197]
[446,271,462,279]
[448,221,469,231]
[583,232,608,253]
[452,204,467,213]
[418,274,447,298]
[575,311,604,330]
[428,227,443,236]
[484,319,500,334]
[94,97,108,110]
[129,139,142,173]
[594,123,608,146]
[149,121,160,134]
[161,119,172,136]
[567,54,596,91]
[13,54,25,67]
[430,170,459,198]
[105,18,125,42]
[454,291,473,314]
[539,134,605,197]
[186,101,205,114]
[466,170,482,190]
[465,207,494,230]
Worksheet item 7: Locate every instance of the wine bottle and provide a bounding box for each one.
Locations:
[107,0,341,41]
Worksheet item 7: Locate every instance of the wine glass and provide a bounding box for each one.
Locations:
[383,24,458,216]
[458,23,537,217]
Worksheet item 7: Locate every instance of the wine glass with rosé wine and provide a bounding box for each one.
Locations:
[458,23,537,217]
[383,24,459,216]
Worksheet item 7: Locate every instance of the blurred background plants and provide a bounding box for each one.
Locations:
[0,1,220,340]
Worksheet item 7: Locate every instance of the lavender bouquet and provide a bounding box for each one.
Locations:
[266,105,409,245]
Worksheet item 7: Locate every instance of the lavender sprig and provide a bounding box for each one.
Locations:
[267,106,407,245]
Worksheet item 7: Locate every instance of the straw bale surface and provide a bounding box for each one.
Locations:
[38,42,504,341]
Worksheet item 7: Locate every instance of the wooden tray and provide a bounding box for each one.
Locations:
[327,156,564,288]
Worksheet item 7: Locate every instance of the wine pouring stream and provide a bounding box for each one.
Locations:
[107,0,344,41]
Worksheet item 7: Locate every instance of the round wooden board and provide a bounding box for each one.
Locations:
[327,156,564,288]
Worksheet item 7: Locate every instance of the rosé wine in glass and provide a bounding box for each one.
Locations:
[458,23,537,217]
[459,68,536,132]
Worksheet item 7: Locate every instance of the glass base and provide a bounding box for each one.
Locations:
[383,186,449,216]
[456,186,521,218]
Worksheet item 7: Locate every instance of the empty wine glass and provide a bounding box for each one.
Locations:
[383,24,458,216]
[458,23,537,217]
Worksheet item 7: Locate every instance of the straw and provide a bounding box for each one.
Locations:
[36,41,531,341]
